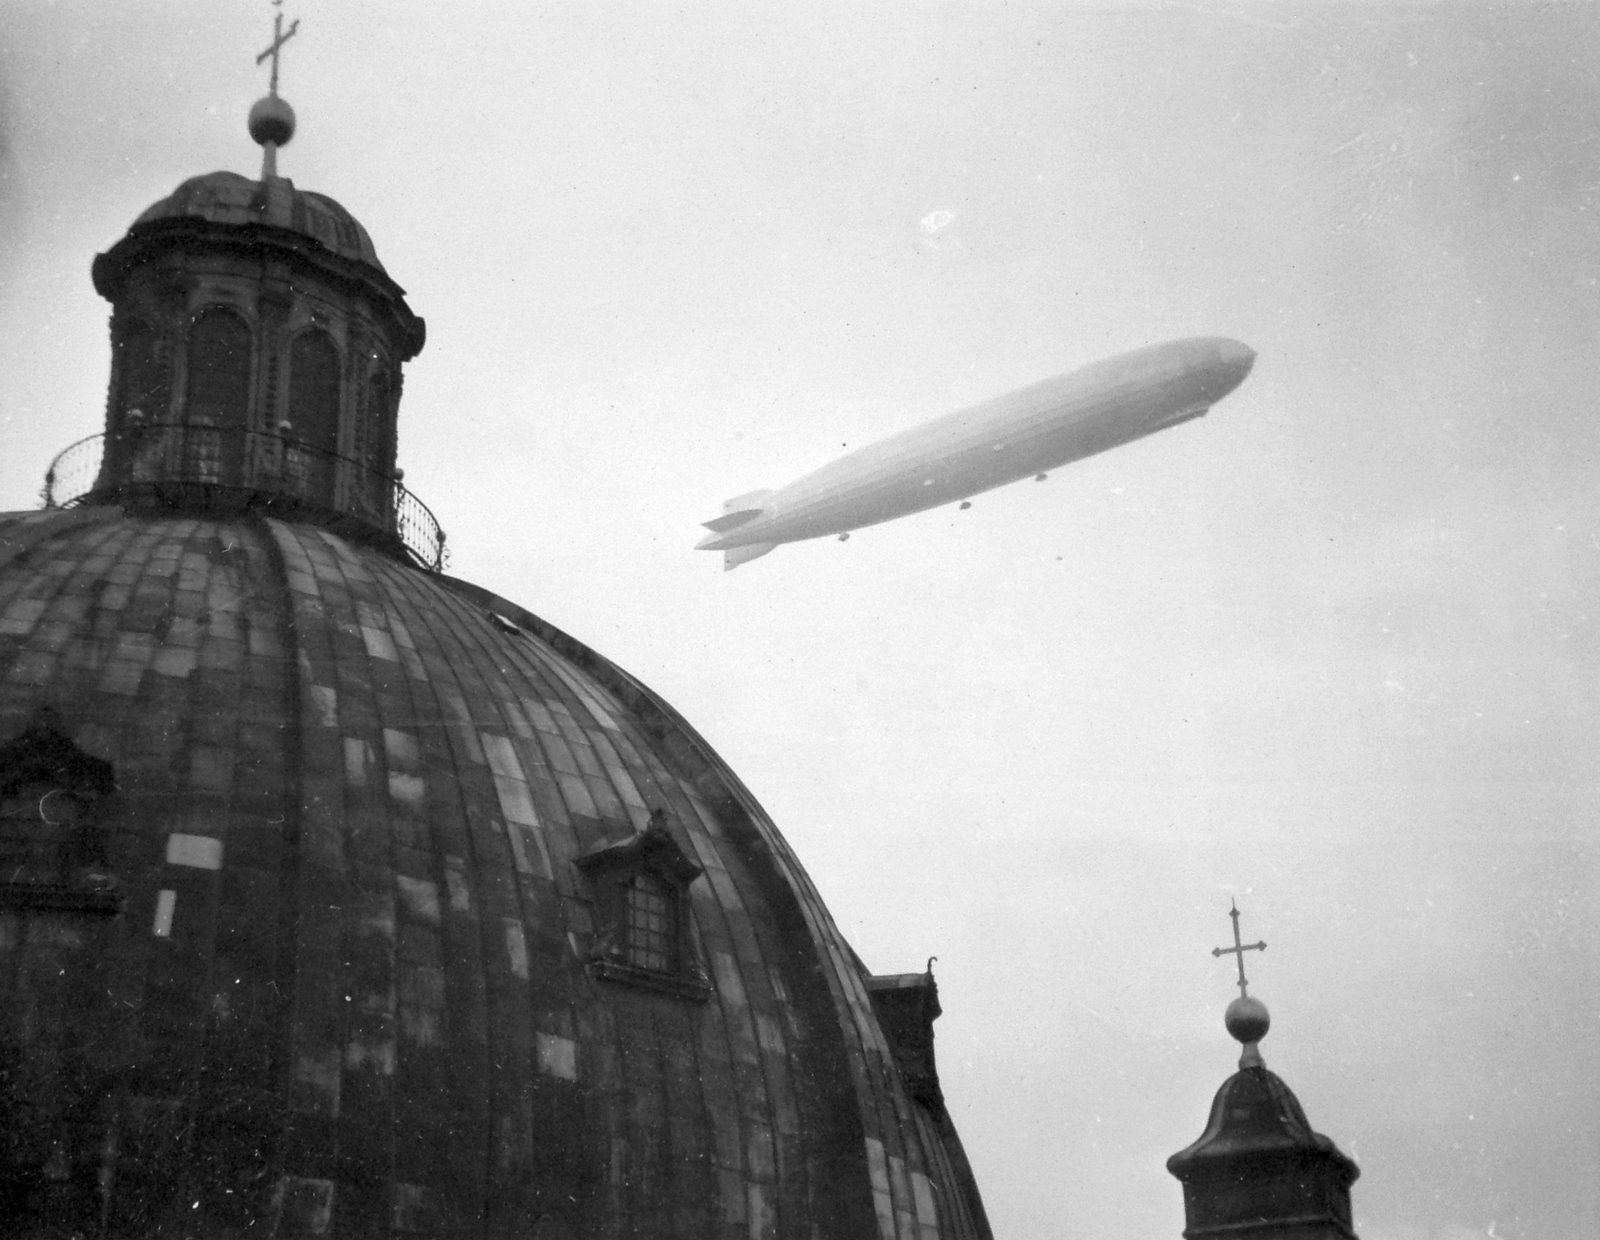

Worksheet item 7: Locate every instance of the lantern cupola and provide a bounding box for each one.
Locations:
[58,12,438,568]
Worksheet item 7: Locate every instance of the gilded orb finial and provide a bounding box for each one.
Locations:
[250,1,300,178]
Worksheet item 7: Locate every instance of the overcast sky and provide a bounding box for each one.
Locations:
[2,4,1597,1238]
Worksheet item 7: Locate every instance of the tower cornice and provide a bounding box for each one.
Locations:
[93,210,425,360]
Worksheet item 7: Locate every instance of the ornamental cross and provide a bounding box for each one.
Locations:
[1211,899,1266,998]
[256,1,300,96]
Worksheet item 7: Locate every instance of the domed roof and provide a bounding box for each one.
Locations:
[1167,1063,1360,1177]
[132,170,386,270]
[0,506,989,1239]
[1166,1061,1360,1240]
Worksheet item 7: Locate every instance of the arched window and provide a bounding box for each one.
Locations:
[356,368,394,518]
[116,321,170,426]
[183,309,251,482]
[289,330,341,458]
[184,310,251,428]
[364,369,391,465]
[100,320,173,491]
[368,366,399,482]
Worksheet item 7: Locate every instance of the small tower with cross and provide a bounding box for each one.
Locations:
[1167,902,1362,1240]
[85,4,429,564]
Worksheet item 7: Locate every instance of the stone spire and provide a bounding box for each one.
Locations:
[1167,903,1361,1240]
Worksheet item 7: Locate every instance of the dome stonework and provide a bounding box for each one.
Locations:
[0,507,990,1238]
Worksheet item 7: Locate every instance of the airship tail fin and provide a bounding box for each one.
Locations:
[724,542,777,571]
[702,488,774,533]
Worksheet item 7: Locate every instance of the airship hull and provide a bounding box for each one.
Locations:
[699,336,1255,567]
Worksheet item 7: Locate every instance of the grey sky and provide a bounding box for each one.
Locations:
[2,4,1597,1237]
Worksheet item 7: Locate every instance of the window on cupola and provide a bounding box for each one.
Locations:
[117,321,171,427]
[286,329,341,503]
[184,309,252,483]
[290,329,341,457]
[361,368,393,515]
[108,320,173,489]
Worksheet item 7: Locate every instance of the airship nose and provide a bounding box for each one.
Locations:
[1217,339,1257,372]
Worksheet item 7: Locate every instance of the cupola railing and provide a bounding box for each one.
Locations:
[43,425,448,572]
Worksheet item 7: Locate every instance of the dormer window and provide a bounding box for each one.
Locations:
[575,809,710,1001]
[0,707,121,916]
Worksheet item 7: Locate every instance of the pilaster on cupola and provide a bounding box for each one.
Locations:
[1168,903,1361,1240]
[66,6,438,568]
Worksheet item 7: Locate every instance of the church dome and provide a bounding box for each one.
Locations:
[9,26,993,1230]
[0,506,989,1238]
[130,170,386,271]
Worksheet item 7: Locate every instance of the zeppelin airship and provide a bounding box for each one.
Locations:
[697,335,1256,569]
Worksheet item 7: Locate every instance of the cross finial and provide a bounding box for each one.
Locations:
[256,1,300,97]
[1211,899,1266,998]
